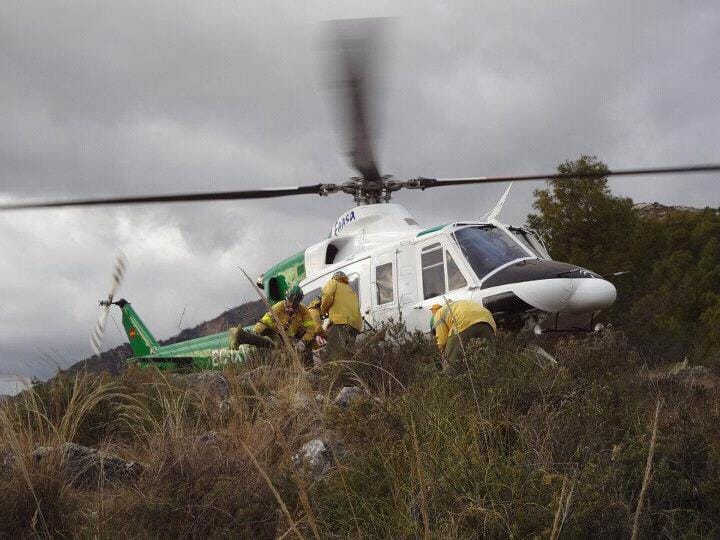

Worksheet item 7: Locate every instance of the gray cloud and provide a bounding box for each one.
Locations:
[1,0,719,378]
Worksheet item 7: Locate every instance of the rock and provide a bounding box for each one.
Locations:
[179,372,230,400]
[293,439,333,479]
[653,364,718,390]
[31,446,54,460]
[333,386,363,408]
[33,443,143,488]
[197,431,220,445]
[633,202,702,220]
[664,366,717,389]
[290,392,312,410]
[304,371,321,387]
[266,391,313,412]
[0,449,16,478]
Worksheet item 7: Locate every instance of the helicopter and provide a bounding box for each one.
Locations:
[2,19,719,371]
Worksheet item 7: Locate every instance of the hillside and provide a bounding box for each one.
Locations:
[2,327,719,537]
[66,299,266,375]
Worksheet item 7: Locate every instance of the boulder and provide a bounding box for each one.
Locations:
[176,372,230,400]
[33,442,143,488]
[333,386,363,408]
[290,392,312,410]
[293,439,333,479]
[0,449,16,478]
[658,365,717,390]
[197,431,220,445]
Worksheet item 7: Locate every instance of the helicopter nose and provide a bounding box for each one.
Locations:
[565,278,616,313]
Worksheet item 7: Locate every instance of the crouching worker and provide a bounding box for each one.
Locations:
[430,300,496,375]
[230,287,318,361]
[321,271,362,358]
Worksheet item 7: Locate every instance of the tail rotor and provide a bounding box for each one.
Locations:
[90,252,128,357]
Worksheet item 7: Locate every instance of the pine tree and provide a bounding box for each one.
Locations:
[527,155,636,275]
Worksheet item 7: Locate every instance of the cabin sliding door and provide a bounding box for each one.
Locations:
[370,250,399,325]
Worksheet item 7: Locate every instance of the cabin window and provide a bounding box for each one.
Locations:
[375,263,394,305]
[446,250,467,291]
[305,271,360,307]
[348,275,360,297]
[421,243,445,300]
[325,244,339,265]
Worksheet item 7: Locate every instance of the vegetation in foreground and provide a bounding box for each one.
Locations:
[2,326,719,538]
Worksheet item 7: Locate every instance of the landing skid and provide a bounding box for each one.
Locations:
[533,311,606,336]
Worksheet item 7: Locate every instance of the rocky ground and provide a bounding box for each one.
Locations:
[2,327,720,538]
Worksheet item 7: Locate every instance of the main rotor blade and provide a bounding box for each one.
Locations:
[417,164,720,189]
[0,184,324,211]
[330,18,384,181]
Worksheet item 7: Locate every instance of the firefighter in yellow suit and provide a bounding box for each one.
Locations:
[230,286,318,355]
[430,300,496,374]
[321,271,362,357]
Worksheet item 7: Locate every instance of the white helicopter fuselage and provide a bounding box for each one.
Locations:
[297,203,617,334]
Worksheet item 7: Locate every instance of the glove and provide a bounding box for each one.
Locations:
[294,341,306,352]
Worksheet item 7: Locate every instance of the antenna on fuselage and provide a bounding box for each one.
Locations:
[482,183,513,221]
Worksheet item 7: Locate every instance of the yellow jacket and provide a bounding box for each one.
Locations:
[432,300,496,350]
[254,302,318,342]
[307,299,328,338]
[321,275,362,332]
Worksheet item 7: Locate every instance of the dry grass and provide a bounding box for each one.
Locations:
[1,327,719,538]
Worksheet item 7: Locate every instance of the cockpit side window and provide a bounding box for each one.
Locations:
[454,226,530,279]
[526,230,551,259]
[509,227,551,259]
[421,242,469,300]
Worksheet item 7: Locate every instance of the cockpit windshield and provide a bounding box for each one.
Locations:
[453,226,530,278]
[509,227,551,259]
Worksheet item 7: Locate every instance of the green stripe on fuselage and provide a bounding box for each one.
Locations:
[417,224,447,237]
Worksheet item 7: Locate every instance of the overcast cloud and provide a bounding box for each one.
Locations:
[1,1,719,379]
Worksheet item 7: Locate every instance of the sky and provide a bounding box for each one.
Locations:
[1,1,719,380]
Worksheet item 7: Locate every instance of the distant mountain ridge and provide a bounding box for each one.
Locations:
[67,299,266,375]
[633,201,713,219]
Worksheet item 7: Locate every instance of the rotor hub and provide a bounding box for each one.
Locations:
[320,175,402,204]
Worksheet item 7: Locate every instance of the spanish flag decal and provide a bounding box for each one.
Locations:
[129,327,137,339]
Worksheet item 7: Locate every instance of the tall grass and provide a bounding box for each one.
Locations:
[1,327,719,537]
